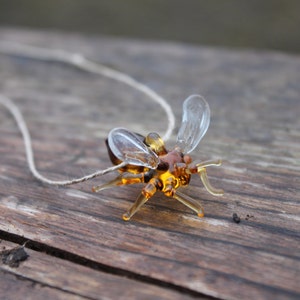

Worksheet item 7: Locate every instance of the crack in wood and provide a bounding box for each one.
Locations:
[0,269,96,300]
[0,229,216,299]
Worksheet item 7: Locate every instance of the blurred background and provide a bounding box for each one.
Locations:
[0,0,299,53]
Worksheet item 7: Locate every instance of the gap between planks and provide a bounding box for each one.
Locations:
[0,230,216,300]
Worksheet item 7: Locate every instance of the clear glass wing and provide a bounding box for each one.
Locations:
[176,95,211,154]
[108,128,159,169]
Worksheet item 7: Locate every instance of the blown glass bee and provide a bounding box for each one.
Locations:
[92,95,223,220]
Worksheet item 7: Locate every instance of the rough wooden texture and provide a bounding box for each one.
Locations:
[0,28,299,299]
[1,240,194,300]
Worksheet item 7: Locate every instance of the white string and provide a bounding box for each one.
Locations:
[0,95,128,185]
[0,41,175,141]
[0,42,175,186]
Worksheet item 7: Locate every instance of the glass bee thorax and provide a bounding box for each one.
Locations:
[93,95,223,221]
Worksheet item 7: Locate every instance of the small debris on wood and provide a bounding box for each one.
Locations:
[245,214,254,221]
[232,213,241,224]
[0,244,29,268]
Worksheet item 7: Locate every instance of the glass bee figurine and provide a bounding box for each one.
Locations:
[92,95,223,221]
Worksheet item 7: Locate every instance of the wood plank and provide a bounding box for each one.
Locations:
[0,242,83,300]
[0,240,199,300]
[0,28,299,299]
[0,270,85,300]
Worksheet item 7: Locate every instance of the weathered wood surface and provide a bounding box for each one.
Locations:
[0,28,299,299]
[1,240,194,300]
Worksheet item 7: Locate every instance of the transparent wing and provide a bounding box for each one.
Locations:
[176,95,210,154]
[108,128,159,169]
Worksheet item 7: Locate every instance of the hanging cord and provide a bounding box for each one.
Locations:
[0,42,175,186]
[0,95,127,185]
[0,41,175,141]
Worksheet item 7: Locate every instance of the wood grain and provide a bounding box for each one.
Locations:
[1,240,196,300]
[0,28,299,299]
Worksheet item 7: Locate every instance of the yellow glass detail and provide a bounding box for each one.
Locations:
[93,131,223,220]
